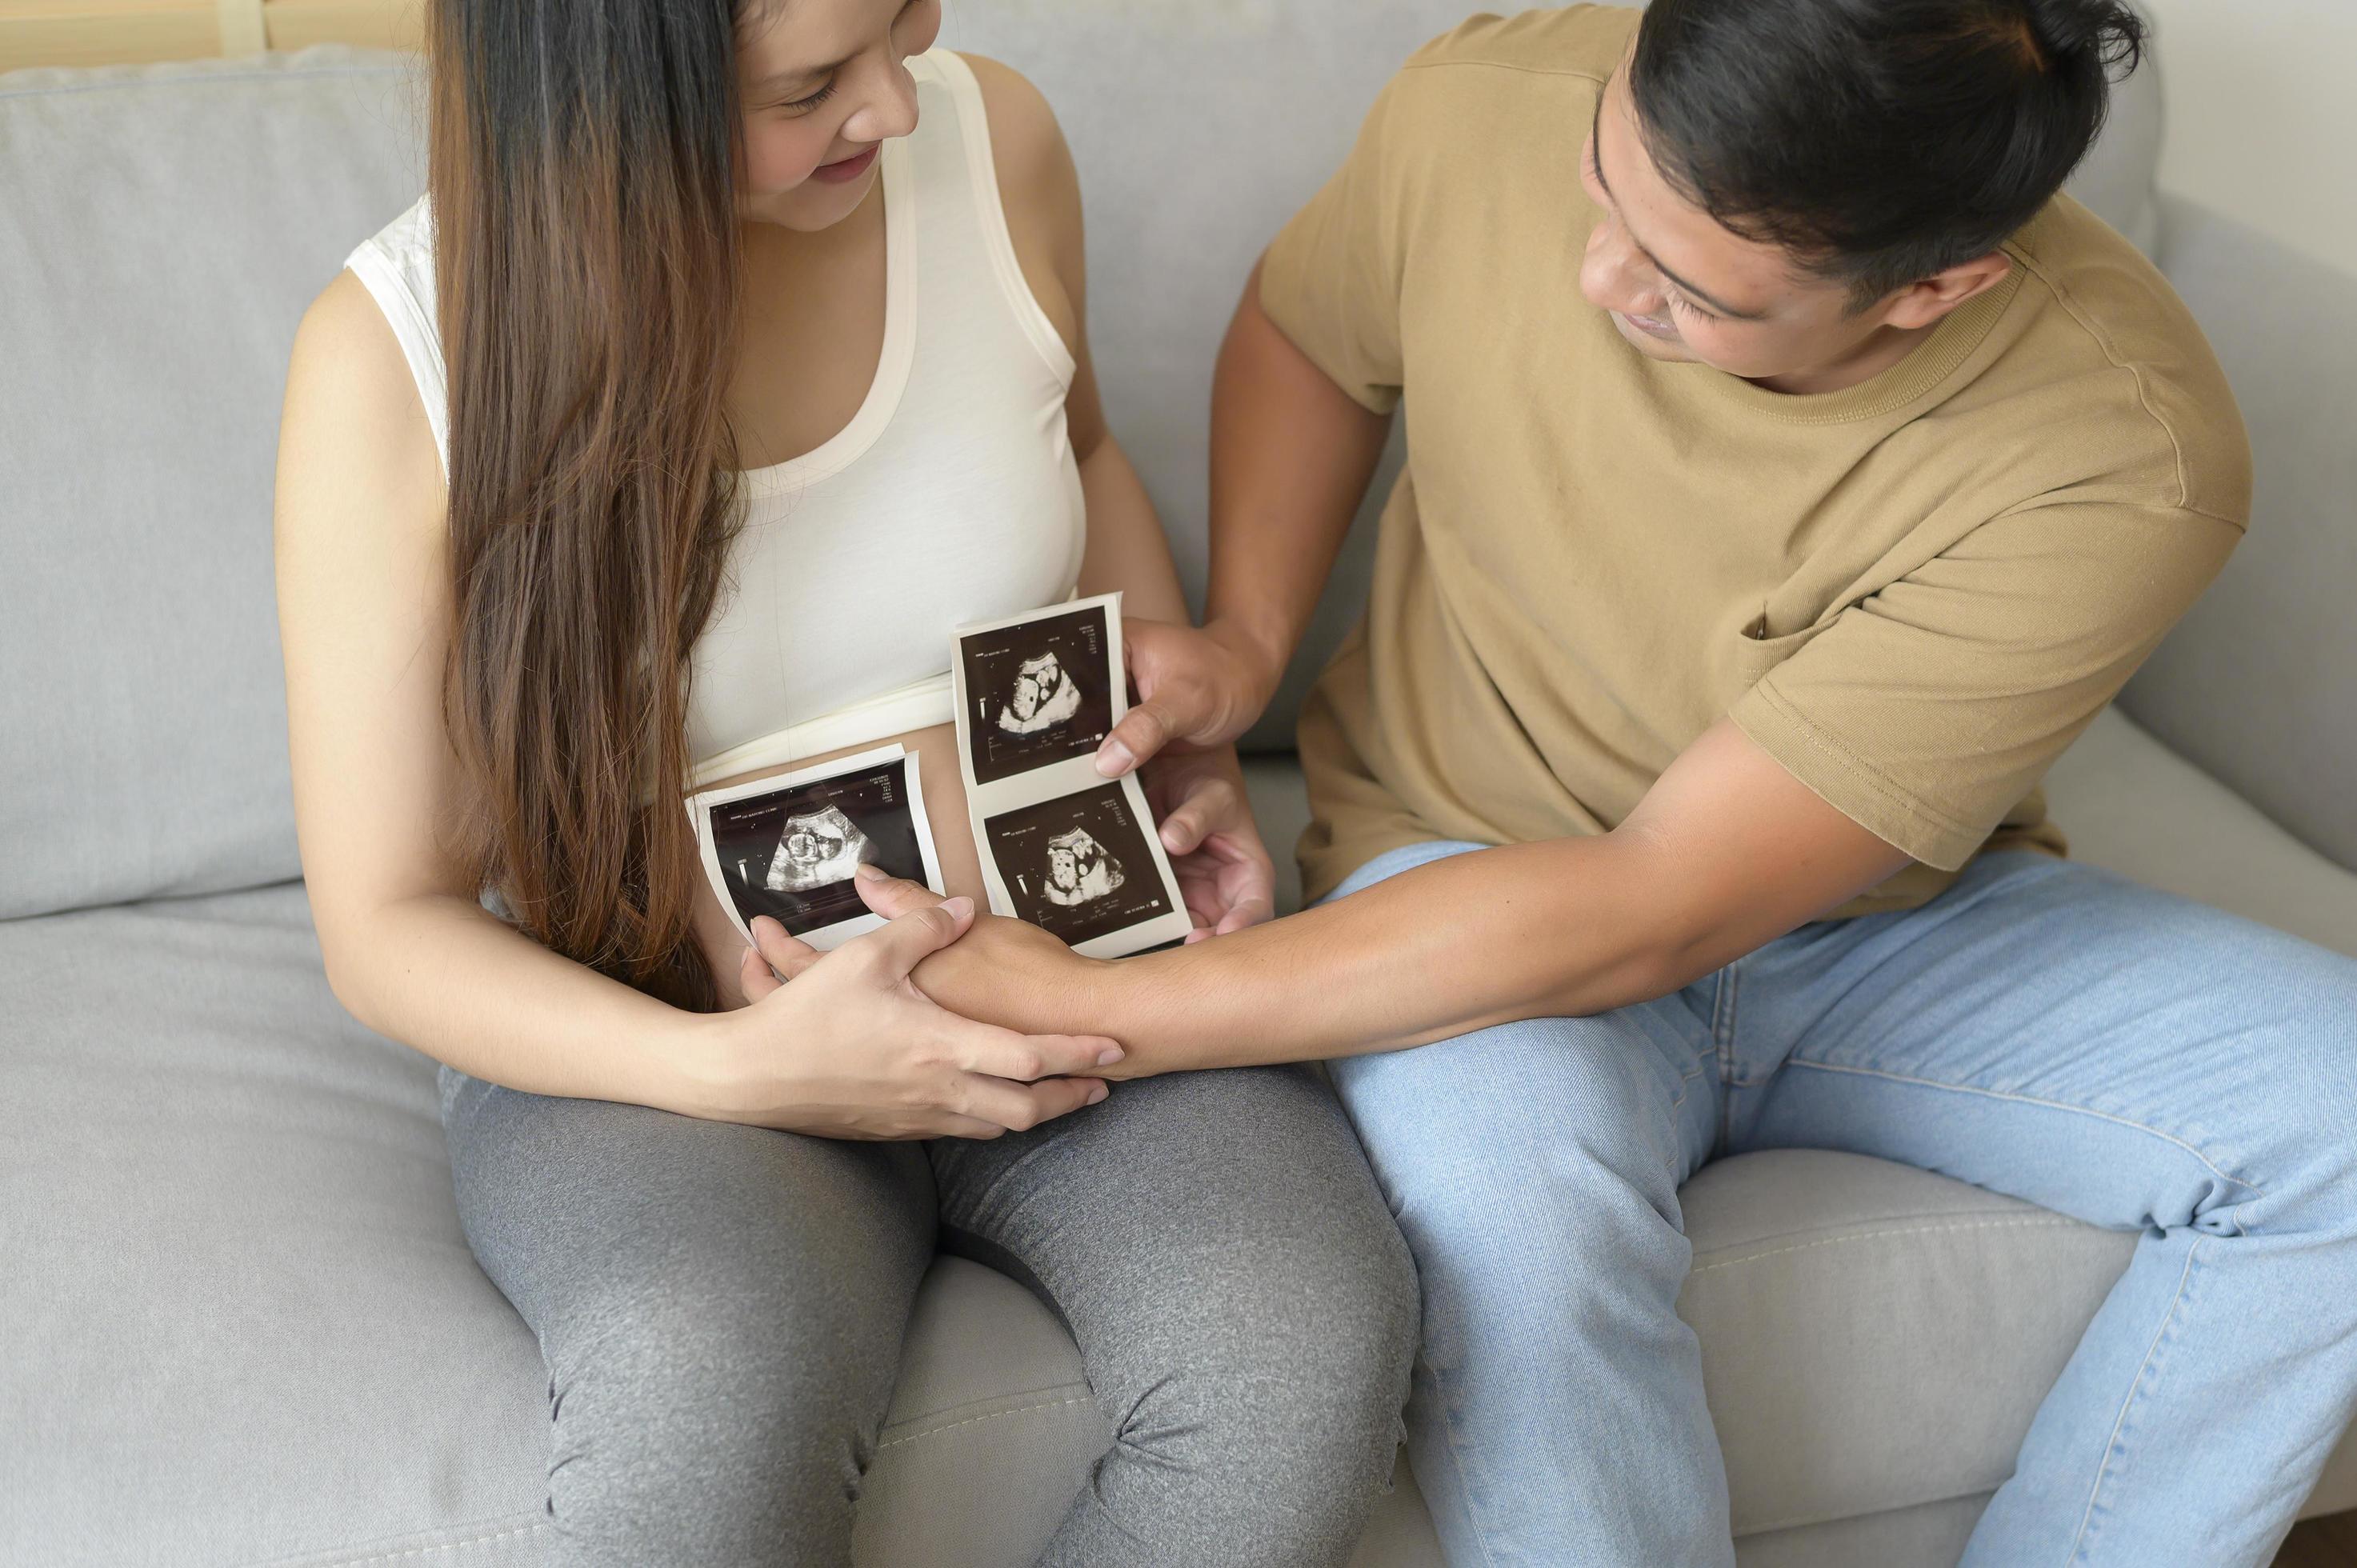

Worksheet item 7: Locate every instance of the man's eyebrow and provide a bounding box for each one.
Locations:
[1587,86,1771,322]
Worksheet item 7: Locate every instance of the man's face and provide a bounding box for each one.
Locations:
[1575,54,1977,391]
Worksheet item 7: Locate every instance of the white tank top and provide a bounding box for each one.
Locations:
[344,50,1086,788]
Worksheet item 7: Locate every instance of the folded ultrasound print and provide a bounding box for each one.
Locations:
[687,745,946,952]
[952,593,1191,958]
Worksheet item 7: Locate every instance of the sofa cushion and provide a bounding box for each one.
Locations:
[2127,198,2357,874]
[0,50,423,919]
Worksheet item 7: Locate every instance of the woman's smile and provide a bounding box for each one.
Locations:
[810,144,879,184]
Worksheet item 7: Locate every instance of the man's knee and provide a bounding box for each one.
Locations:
[1335,1014,1695,1231]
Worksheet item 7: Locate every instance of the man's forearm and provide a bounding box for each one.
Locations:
[1091,833,1684,1073]
[1205,261,1393,688]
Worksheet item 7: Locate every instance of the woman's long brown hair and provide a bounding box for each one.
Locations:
[427,0,750,1011]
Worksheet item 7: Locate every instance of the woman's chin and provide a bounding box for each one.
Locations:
[740,169,876,234]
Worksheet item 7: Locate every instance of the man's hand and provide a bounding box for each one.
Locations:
[1094,618,1281,778]
[1141,745,1276,939]
[848,867,1144,1070]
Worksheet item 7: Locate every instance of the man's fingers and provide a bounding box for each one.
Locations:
[749,915,822,984]
[852,895,976,981]
[1212,895,1275,935]
[1158,776,1240,855]
[852,862,949,919]
[1095,698,1187,778]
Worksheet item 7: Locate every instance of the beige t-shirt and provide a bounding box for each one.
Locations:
[1262,5,2250,917]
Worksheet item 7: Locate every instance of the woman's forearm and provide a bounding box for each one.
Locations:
[320,892,724,1116]
[1076,432,1190,622]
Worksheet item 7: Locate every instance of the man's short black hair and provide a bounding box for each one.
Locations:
[1629,0,2146,307]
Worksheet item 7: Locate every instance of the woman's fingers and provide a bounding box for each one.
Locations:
[851,894,974,982]
[739,938,784,1001]
[958,1073,1110,1134]
[852,863,950,919]
[749,915,822,983]
[948,1018,1124,1080]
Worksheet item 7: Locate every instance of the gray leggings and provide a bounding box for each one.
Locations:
[438,1060,1419,1568]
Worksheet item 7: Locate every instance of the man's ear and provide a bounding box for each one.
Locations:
[1879,252,2014,330]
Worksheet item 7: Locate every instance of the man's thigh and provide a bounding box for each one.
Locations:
[1727,850,2357,1229]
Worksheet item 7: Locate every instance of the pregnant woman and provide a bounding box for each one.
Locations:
[271,1,1414,1563]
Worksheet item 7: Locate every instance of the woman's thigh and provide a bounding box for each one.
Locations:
[437,1064,937,1568]
[929,1065,1419,1568]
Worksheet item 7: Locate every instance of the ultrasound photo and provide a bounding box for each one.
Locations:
[697,751,933,945]
[983,782,1175,949]
[958,602,1116,787]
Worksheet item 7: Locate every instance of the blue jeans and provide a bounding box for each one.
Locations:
[1321,842,2357,1568]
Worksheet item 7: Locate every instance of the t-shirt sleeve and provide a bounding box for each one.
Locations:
[1728,502,2243,870]
[1256,70,1414,415]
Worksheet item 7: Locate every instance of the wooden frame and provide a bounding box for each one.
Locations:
[0,0,422,74]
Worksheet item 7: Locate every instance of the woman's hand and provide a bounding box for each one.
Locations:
[690,893,1124,1140]
[1142,744,1276,940]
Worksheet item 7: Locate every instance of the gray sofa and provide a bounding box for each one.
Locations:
[2,8,2351,1567]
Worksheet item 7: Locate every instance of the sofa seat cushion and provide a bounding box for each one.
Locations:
[6,703,2351,1568]
[0,882,1122,1568]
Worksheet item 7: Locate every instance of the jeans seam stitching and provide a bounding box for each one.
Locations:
[1715,966,1740,1148]
[1778,1058,2267,1198]
[2064,1237,2202,1564]
[1417,1350,1507,1568]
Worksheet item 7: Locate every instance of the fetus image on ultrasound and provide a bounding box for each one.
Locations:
[704,754,928,939]
[1042,826,1125,906]
[959,603,1117,786]
[985,782,1174,948]
[764,806,869,894]
[998,651,1083,735]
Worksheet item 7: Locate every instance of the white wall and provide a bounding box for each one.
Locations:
[2144,0,2357,274]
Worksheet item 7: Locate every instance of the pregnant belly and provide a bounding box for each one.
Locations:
[688,722,984,1009]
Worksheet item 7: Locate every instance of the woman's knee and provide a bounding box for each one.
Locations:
[1110,1145,1417,1557]
[540,1271,902,1567]
[441,1097,933,1567]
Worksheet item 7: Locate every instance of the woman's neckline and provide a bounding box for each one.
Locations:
[738,126,919,494]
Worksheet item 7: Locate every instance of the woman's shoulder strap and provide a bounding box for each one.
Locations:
[342,196,450,479]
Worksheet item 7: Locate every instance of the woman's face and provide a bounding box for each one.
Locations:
[734,0,941,233]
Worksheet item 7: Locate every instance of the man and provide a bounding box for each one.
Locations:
[794,2,2357,1562]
